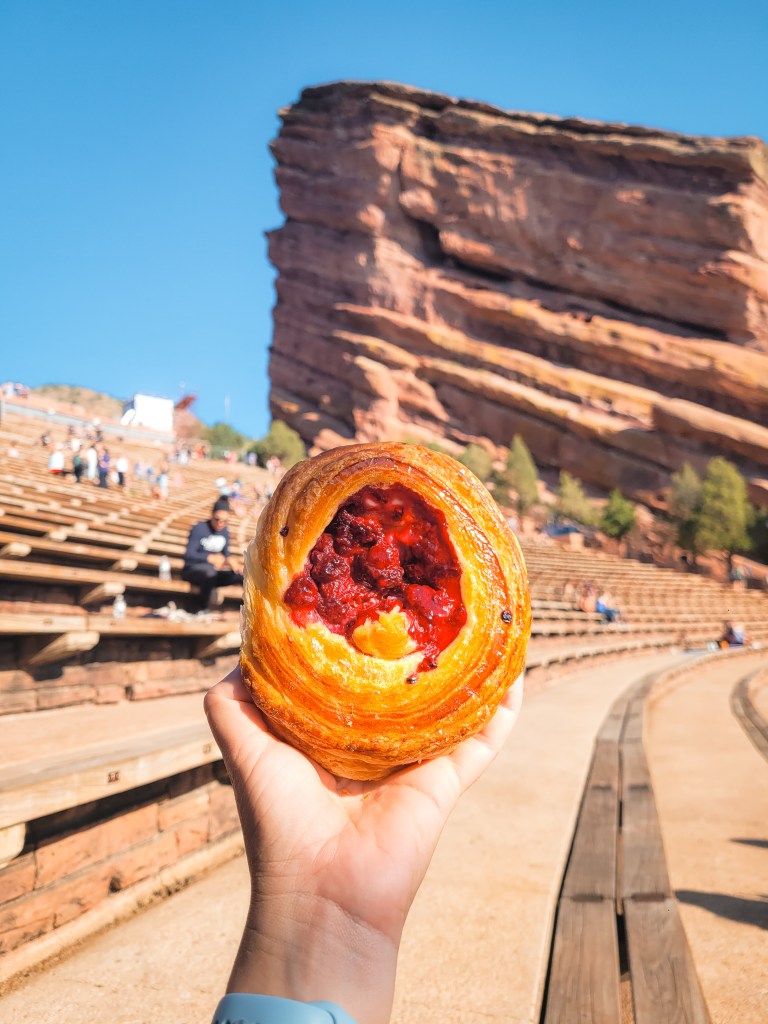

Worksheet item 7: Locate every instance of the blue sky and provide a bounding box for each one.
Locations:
[1,0,766,439]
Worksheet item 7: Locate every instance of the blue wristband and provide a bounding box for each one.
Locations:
[211,993,359,1024]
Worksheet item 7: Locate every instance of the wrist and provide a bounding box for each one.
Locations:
[227,892,399,1024]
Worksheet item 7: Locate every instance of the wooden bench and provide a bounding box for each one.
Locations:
[0,693,222,867]
[0,610,242,666]
[0,529,180,573]
[0,557,242,610]
[542,662,710,1023]
[525,636,673,675]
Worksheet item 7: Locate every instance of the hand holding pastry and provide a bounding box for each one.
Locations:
[204,663,523,1024]
[240,442,531,780]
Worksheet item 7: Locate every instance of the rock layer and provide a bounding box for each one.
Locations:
[268,81,768,506]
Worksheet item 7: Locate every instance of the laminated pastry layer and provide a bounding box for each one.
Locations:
[241,441,531,780]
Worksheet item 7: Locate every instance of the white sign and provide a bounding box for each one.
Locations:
[122,394,174,434]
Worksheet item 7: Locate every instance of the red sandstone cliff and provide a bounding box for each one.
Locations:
[267,81,768,507]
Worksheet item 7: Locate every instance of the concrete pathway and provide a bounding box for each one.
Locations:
[1,651,687,1024]
[646,651,768,1024]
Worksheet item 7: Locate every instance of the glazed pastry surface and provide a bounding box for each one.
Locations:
[240,442,531,780]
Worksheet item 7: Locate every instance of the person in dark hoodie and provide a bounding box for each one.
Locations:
[182,497,244,608]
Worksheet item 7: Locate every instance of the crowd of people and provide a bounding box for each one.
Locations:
[6,418,290,506]
[10,427,288,613]
[1,426,180,498]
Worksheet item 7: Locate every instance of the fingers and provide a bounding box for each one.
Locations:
[205,665,523,819]
[205,666,328,791]
[205,664,253,706]
[377,671,525,826]
[501,669,525,718]
[204,665,272,760]
[441,670,524,793]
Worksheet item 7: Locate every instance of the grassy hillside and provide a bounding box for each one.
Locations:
[31,384,207,440]
[32,385,125,421]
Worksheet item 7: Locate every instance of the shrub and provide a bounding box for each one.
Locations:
[556,471,600,527]
[248,420,306,470]
[600,489,636,540]
[204,421,249,453]
[750,507,768,563]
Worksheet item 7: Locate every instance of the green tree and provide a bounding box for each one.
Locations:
[750,507,768,563]
[555,471,600,527]
[205,421,248,453]
[497,435,539,513]
[600,489,636,541]
[458,443,494,483]
[668,463,703,560]
[249,420,306,469]
[695,457,752,568]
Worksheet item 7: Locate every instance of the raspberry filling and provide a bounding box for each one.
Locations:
[283,484,467,672]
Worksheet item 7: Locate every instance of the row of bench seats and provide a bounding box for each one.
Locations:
[1,413,253,968]
[0,444,266,721]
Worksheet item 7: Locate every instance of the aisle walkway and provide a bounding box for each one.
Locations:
[646,651,768,1024]
[1,651,688,1024]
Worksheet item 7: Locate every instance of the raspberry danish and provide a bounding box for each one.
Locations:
[240,442,530,780]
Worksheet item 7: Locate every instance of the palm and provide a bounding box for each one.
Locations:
[205,668,522,943]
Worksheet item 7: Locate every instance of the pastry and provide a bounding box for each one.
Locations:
[240,442,531,780]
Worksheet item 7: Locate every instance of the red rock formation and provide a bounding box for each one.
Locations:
[268,81,768,507]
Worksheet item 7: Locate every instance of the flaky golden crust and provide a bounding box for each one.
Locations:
[240,442,531,780]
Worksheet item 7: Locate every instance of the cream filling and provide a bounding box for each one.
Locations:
[350,608,418,660]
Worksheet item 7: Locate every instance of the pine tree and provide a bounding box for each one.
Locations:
[600,489,636,541]
[695,457,752,568]
[668,463,703,560]
[498,435,539,513]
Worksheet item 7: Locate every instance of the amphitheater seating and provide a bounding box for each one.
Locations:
[0,407,263,714]
[523,541,768,657]
[0,557,241,609]
[0,404,260,961]
[2,399,768,984]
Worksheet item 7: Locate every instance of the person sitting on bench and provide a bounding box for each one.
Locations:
[182,498,244,608]
[595,587,622,623]
[719,620,746,648]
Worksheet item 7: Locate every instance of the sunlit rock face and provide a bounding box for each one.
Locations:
[268,81,768,508]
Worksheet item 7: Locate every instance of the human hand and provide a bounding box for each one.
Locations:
[204,666,523,1024]
[208,553,227,570]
